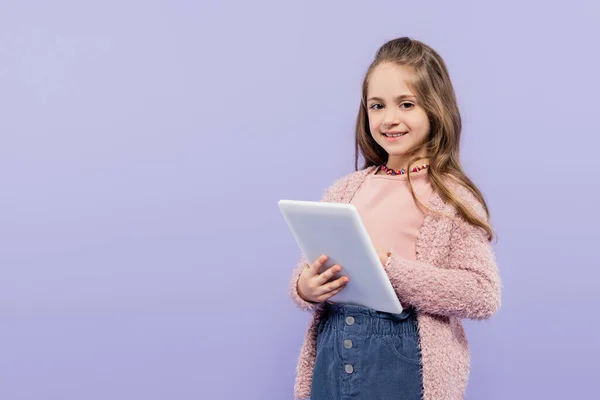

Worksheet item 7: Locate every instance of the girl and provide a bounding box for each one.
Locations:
[288,37,502,400]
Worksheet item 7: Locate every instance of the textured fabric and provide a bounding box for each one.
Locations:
[350,167,433,261]
[311,303,423,400]
[289,166,502,400]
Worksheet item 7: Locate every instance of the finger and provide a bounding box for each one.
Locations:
[317,264,342,284]
[317,275,349,295]
[378,250,392,267]
[318,286,345,302]
[317,284,346,302]
[309,255,328,276]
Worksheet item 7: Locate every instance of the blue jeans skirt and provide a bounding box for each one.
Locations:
[310,303,423,400]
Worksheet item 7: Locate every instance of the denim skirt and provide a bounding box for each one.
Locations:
[310,303,423,400]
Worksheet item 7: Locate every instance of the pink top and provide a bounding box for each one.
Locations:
[351,168,433,260]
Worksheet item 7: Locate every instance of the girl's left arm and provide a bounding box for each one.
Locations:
[385,217,501,320]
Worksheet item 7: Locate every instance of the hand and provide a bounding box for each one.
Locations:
[376,248,392,268]
[297,255,349,303]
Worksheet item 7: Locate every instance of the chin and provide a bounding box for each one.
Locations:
[380,144,409,156]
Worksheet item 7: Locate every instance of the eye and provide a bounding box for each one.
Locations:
[369,103,384,110]
[400,102,414,110]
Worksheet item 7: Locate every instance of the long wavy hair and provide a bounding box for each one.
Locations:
[355,37,494,241]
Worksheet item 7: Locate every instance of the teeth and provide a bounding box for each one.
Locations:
[385,133,406,137]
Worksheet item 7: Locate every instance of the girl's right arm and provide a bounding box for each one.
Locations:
[290,256,321,311]
[289,255,348,311]
[288,174,352,311]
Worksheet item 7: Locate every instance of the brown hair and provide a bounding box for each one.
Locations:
[354,37,494,241]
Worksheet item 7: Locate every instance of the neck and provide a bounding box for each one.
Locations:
[385,155,429,171]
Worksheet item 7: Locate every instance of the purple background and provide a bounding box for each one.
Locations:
[1,1,599,399]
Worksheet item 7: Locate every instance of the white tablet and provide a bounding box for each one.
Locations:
[278,199,403,314]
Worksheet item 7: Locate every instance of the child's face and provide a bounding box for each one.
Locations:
[366,63,430,167]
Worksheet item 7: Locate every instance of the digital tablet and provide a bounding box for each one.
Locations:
[278,199,403,314]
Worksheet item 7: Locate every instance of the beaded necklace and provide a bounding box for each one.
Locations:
[380,164,429,176]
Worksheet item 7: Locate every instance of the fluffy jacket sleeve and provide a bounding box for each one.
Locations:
[385,196,502,320]
[288,175,350,311]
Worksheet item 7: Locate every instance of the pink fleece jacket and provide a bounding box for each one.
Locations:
[289,166,502,400]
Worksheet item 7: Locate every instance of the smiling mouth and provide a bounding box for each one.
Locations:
[382,132,407,137]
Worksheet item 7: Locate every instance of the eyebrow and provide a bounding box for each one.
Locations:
[367,94,416,102]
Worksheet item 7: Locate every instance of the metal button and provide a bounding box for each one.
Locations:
[345,364,354,374]
[345,316,355,326]
[343,339,353,349]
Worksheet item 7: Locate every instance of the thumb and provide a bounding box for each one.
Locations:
[377,251,387,266]
[376,249,392,266]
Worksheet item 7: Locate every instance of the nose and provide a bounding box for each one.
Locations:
[382,107,400,128]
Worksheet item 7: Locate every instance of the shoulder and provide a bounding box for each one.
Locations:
[444,178,488,220]
[428,176,489,227]
[436,176,492,241]
[321,167,375,202]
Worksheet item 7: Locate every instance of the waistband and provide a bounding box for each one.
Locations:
[322,303,418,336]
